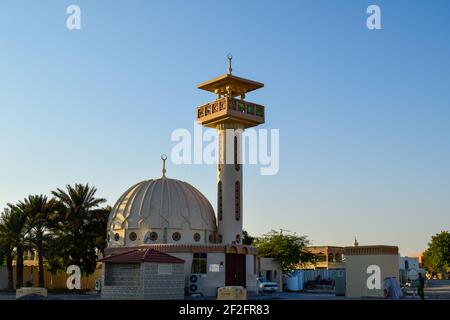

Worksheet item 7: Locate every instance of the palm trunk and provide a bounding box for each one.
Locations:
[6,255,14,291]
[36,231,45,287]
[37,247,45,287]
[16,244,24,289]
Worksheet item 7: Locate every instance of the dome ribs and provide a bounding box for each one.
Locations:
[107,178,217,247]
[137,180,155,228]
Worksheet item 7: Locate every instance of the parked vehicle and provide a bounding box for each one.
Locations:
[257,277,278,293]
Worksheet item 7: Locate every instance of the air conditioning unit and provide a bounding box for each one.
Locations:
[189,274,205,295]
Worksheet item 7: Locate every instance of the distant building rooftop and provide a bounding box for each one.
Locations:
[344,245,399,256]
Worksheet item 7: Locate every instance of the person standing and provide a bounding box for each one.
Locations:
[417,273,425,300]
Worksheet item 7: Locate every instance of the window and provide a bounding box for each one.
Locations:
[234,136,240,171]
[218,234,223,243]
[144,232,158,243]
[172,232,181,241]
[191,253,207,274]
[158,264,172,275]
[236,234,241,243]
[316,254,326,262]
[328,253,334,262]
[235,181,241,221]
[218,181,223,221]
[218,132,223,171]
[193,233,201,242]
[129,232,137,241]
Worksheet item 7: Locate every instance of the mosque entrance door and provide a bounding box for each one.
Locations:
[225,254,246,287]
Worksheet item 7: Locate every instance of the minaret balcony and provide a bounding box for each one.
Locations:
[196,96,265,129]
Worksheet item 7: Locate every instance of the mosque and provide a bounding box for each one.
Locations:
[101,57,270,298]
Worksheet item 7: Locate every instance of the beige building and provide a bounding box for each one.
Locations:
[301,246,345,270]
[259,257,283,292]
[344,245,399,298]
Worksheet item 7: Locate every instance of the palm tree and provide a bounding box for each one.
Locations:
[51,183,106,272]
[16,195,60,288]
[0,218,15,291]
[0,207,29,289]
[0,241,14,291]
[89,205,112,258]
[51,183,106,223]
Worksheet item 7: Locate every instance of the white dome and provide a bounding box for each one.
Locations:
[107,177,217,247]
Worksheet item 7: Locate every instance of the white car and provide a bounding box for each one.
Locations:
[257,277,279,293]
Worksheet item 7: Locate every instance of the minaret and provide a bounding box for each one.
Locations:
[196,55,265,244]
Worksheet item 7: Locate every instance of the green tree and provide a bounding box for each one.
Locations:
[253,230,314,272]
[0,206,29,288]
[49,183,108,275]
[422,231,450,276]
[16,195,60,287]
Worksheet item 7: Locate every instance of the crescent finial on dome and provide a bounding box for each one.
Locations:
[161,154,168,178]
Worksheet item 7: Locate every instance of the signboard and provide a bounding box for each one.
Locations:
[209,264,220,272]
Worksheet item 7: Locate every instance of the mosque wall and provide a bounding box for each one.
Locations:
[246,254,258,293]
[169,252,226,297]
[116,228,215,248]
[168,252,258,296]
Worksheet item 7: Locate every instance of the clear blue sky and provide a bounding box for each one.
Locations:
[1,0,449,255]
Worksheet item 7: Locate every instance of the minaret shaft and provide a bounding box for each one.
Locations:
[217,127,243,244]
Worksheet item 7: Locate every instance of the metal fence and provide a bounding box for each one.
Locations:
[296,269,342,283]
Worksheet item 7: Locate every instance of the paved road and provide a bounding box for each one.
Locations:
[0,291,100,300]
[424,279,450,299]
[1,280,449,300]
